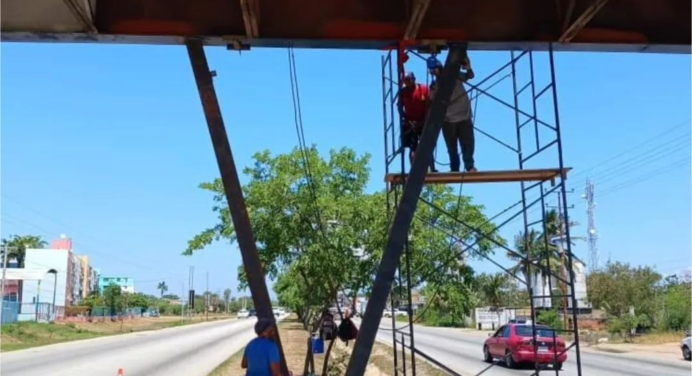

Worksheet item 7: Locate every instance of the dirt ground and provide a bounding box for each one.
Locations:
[210,319,312,376]
[210,318,443,376]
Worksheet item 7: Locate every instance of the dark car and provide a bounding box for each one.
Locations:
[248,309,257,317]
[483,324,567,370]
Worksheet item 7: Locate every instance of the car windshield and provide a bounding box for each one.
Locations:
[516,325,556,338]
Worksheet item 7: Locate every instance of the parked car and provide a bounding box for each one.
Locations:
[483,324,567,370]
[383,308,408,318]
[681,337,691,361]
[237,309,250,319]
[248,309,256,317]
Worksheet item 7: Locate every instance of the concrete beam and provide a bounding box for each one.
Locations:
[62,0,97,33]
[239,0,260,38]
[404,0,432,40]
[559,0,610,43]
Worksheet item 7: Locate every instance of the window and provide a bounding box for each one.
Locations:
[515,325,555,338]
[502,325,512,338]
[493,327,504,337]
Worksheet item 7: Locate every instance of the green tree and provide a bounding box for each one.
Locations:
[658,274,692,331]
[104,284,123,318]
[478,272,508,323]
[186,147,502,368]
[127,293,150,308]
[1,235,48,268]
[537,309,563,330]
[587,262,661,322]
[422,264,478,327]
[157,281,168,297]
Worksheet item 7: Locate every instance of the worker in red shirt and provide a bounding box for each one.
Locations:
[399,72,437,172]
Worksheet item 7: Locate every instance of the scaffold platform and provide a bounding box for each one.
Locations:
[385,168,571,185]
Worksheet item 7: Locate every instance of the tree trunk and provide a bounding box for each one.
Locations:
[303,336,313,376]
[321,337,336,376]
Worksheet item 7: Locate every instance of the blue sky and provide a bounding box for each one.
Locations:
[1,43,690,298]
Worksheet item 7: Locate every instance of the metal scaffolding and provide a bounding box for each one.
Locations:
[374,44,583,376]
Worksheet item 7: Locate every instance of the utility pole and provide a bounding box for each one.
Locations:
[188,266,195,319]
[547,191,574,326]
[181,280,185,324]
[584,179,600,271]
[205,271,209,321]
[0,245,9,324]
[556,200,570,327]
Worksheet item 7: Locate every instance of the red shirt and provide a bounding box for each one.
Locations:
[400,84,430,122]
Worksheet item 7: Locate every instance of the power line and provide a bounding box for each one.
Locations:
[287,47,348,318]
[598,157,691,198]
[569,118,691,181]
[585,137,689,184]
[0,192,184,275]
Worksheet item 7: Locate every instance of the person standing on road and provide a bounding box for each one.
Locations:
[242,318,289,376]
[429,55,477,173]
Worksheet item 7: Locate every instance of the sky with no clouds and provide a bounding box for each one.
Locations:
[1,43,690,297]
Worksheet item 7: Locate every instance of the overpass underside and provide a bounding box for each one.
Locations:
[1,0,690,52]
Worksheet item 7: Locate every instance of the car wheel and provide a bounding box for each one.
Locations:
[483,346,493,363]
[505,350,516,369]
[683,345,691,361]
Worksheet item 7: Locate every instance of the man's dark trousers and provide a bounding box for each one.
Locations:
[442,119,475,172]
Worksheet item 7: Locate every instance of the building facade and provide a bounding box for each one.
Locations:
[77,256,100,297]
[21,248,70,321]
[99,276,135,294]
[20,236,94,311]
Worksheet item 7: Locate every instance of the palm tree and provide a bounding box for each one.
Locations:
[223,289,232,313]
[480,273,508,323]
[1,235,47,268]
[509,210,582,312]
[157,281,168,297]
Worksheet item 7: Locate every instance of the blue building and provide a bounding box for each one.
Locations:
[98,276,135,294]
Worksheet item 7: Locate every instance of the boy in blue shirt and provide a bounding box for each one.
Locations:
[242,318,288,376]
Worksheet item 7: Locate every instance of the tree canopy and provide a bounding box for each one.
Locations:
[1,234,47,267]
[186,146,503,323]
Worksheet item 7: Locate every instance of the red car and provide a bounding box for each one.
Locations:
[483,324,567,370]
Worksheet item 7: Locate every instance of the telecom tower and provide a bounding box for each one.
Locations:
[584,179,599,271]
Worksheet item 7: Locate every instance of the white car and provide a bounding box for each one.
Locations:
[237,309,250,319]
[383,308,408,318]
[681,337,691,361]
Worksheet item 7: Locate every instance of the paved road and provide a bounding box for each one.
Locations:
[0,318,259,376]
[355,319,691,376]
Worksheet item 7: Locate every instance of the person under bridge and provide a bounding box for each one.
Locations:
[399,71,438,173]
[428,55,477,173]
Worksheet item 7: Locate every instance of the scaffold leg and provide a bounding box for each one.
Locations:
[185,38,288,374]
[345,45,467,376]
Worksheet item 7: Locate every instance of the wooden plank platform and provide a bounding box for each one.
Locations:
[385,168,571,185]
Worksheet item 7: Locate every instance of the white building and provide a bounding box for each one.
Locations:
[20,247,86,320]
[531,258,590,311]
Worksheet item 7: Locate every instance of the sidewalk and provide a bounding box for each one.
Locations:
[582,342,685,363]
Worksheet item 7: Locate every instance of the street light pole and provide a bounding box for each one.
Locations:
[51,271,58,322]
[0,246,9,323]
